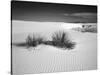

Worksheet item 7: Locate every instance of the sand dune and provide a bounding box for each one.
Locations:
[12,20,97,75]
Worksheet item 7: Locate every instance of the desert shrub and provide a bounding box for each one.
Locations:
[72,25,97,33]
[82,27,97,33]
[63,42,76,49]
[16,31,76,50]
[26,33,45,47]
[51,31,76,50]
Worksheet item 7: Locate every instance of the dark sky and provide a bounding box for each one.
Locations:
[11,1,97,23]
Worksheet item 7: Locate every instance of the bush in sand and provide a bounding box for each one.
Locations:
[25,31,76,50]
[51,31,76,50]
[26,33,45,48]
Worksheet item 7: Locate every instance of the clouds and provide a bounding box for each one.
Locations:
[64,13,97,18]
[70,13,96,16]
[63,13,97,23]
[11,1,97,23]
[64,12,97,16]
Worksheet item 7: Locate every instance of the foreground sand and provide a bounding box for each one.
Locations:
[12,21,97,75]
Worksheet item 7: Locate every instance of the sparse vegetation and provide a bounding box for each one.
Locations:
[26,33,45,47]
[51,31,76,49]
[81,27,97,33]
[72,25,97,33]
[14,31,76,50]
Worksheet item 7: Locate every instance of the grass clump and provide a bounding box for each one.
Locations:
[26,33,45,47]
[51,31,76,50]
[15,31,76,50]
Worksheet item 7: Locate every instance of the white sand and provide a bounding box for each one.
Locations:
[12,20,97,75]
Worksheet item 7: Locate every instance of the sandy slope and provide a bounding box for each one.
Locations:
[12,21,97,75]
